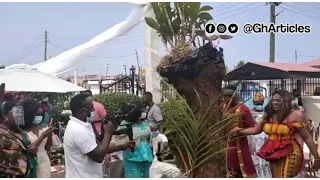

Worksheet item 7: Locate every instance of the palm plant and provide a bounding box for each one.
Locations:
[146,2,234,177]
[145,2,232,51]
[159,81,242,178]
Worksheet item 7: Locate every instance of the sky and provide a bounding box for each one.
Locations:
[1,2,320,76]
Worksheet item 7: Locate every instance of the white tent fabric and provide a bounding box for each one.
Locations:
[33,4,151,75]
[1,64,86,93]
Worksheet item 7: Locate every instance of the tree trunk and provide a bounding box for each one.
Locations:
[158,43,227,177]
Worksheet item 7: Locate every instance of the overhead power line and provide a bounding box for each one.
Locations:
[2,33,44,64]
[48,41,136,59]
[213,3,243,12]
[14,41,44,63]
[48,27,143,42]
[280,3,320,22]
[49,33,144,42]
[215,3,257,17]
[216,3,266,22]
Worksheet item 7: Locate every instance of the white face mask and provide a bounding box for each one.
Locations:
[87,111,95,122]
[42,97,49,102]
[152,130,159,138]
[32,116,43,124]
[140,112,147,120]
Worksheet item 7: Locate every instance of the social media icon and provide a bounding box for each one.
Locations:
[217,24,227,34]
[205,23,215,33]
[228,23,239,34]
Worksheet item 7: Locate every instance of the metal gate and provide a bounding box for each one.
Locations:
[99,65,145,96]
[236,81,267,102]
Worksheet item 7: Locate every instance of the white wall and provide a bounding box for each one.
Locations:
[302,96,320,125]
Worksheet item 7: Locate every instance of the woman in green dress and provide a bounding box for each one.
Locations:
[118,101,153,178]
[0,101,53,177]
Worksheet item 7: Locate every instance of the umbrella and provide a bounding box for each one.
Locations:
[0,64,86,93]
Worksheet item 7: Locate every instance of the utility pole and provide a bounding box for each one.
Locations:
[269,2,282,63]
[295,50,298,64]
[123,65,127,75]
[106,64,109,76]
[135,49,140,75]
[44,31,48,61]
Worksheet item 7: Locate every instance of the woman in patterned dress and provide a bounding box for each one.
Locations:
[19,99,53,178]
[231,90,320,178]
[0,101,52,178]
[120,101,153,178]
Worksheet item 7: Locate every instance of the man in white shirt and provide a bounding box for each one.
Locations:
[142,92,163,130]
[150,131,180,178]
[63,93,134,178]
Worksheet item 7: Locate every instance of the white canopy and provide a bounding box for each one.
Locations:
[0,64,86,93]
[33,4,151,75]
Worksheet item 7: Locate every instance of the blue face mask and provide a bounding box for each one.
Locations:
[254,105,264,111]
[33,116,43,124]
[152,130,159,138]
[87,111,95,122]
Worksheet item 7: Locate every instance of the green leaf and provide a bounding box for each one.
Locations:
[185,2,201,21]
[172,17,181,34]
[199,5,213,12]
[207,35,220,41]
[145,17,160,30]
[151,3,166,25]
[195,30,206,36]
[198,12,213,21]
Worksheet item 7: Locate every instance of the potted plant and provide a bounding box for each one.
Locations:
[145,2,232,177]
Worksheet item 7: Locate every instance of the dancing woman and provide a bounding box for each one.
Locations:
[222,85,257,178]
[231,90,320,178]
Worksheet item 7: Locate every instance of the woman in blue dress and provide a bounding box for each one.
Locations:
[120,101,153,178]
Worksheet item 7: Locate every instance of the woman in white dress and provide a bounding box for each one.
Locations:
[20,100,53,178]
[250,93,272,178]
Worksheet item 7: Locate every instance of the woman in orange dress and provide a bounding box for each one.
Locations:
[230,90,320,178]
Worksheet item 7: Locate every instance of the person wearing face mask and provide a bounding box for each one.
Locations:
[250,93,272,178]
[39,93,54,127]
[14,92,25,103]
[0,101,53,178]
[149,130,181,178]
[63,93,135,178]
[19,99,54,178]
[114,101,153,178]
[83,90,107,137]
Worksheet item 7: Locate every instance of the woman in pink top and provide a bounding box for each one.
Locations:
[83,90,107,136]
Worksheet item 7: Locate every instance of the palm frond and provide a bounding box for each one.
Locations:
[159,80,243,177]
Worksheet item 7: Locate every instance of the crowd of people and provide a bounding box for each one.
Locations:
[0,90,180,178]
[223,85,320,178]
[1,87,320,178]
[0,94,55,178]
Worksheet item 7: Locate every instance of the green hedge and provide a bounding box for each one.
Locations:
[94,92,141,120]
[52,92,141,125]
